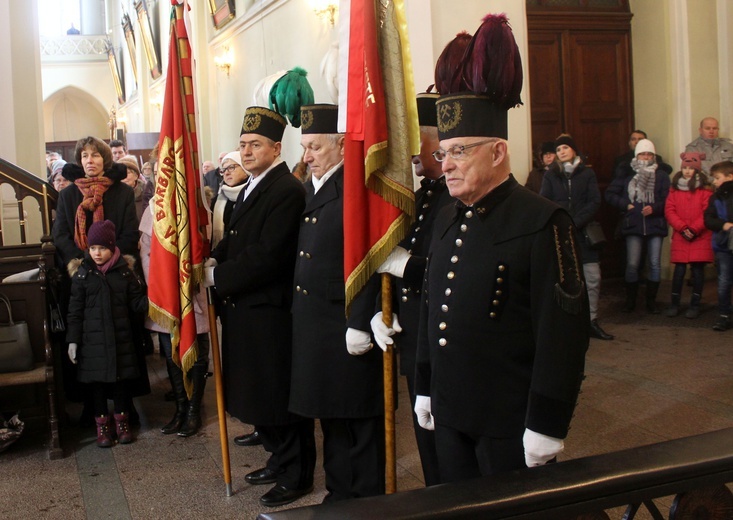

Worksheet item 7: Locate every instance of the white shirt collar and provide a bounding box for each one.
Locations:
[311,160,343,194]
[242,158,283,201]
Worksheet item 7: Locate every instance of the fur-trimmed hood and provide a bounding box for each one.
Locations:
[68,253,136,277]
[62,162,128,183]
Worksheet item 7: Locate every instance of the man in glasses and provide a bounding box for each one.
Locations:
[410,91,589,481]
[371,92,450,487]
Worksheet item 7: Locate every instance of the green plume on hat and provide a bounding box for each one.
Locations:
[269,67,314,128]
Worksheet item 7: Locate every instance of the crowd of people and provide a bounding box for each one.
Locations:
[526,117,733,333]
[39,11,733,514]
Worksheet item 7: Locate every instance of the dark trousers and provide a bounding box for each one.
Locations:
[405,373,441,486]
[671,262,705,299]
[434,424,525,483]
[91,381,130,416]
[258,418,316,490]
[320,416,385,502]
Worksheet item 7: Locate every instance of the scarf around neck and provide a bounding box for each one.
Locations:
[96,247,121,274]
[212,180,249,248]
[628,159,658,204]
[74,175,114,250]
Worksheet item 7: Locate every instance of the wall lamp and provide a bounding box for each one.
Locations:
[214,47,233,77]
[310,0,338,27]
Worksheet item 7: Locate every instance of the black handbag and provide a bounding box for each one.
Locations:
[584,221,607,249]
[0,293,34,373]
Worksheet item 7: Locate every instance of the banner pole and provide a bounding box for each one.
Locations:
[381,273,397,494]
[207,287,233,497]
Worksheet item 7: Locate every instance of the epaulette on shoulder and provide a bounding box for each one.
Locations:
[552,218,585,315]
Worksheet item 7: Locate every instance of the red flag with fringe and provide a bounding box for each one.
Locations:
[148,1,208,395]
[340,0,418,312]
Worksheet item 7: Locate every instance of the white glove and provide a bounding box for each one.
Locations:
[377,246,411,278]
[204,257,218,268]
[523,428,564,467]
[203,266,216,288]
[68,343,78,364]
[414,395,435,430]
[345,328,372,355]
[370,312,402,352]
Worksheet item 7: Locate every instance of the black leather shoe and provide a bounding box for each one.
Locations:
[245,467,279,486]
[234,430,262,446]
[259,484,313,507]
[589,319,614,341]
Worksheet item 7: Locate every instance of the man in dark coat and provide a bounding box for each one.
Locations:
[413,92,589,484]
[204,106,315,508]
[371,93,449,486]
[289,104,384,502]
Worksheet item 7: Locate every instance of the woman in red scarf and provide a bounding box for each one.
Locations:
[52,136,146,425]
[53,136,140,268]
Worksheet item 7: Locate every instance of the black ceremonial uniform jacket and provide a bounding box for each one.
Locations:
[395,177,453,377]
[210,161,306,425]
[415,175,589,439]
[290,167,383,419]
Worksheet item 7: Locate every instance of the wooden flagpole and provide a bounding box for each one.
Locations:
[207,287,232,497]
[382,273,397,494]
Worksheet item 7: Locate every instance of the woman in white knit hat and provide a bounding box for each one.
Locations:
[606,139,671,313]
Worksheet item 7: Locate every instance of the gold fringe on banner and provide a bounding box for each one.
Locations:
[345,213,412,313]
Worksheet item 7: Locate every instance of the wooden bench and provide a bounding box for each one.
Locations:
[0,158,61,459]
[0,242,62,459]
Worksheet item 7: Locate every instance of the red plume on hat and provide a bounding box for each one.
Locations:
[433,31,472,95]
[460,13,523,108]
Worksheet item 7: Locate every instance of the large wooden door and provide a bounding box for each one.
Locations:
[528,9,633,277]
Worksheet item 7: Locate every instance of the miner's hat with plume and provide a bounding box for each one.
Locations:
[436,13,523,141]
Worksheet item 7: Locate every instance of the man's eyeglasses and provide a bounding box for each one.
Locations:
[432,140,494,162]
[221,164,240,174]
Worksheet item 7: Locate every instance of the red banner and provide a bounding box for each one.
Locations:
[148,2,208,393]
[342,0,415,312]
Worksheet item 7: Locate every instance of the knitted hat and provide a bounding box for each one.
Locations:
[117,157,140,177]
[635,139,655,157]
[221,151,243,169]
[240,106,287,142]
[300,104,339,134]
[87,220,116,250]
[416,93,439,127]
[680,151,706,171]
[554,135,578,154]
[540,141,556,155]
[51,159,67,175]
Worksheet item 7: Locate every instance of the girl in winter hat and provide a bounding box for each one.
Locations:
[664,152,713,318]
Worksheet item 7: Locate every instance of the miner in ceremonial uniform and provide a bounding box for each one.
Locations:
[289,104,385,502]
[203,106,316,507]
[412,14,589,483]
[370,93,450,486]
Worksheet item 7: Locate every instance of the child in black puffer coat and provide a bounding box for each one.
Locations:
[66,220,148,447]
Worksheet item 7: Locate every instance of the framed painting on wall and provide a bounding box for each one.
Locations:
[122,12,138,86]
[106,42,125,105]
[208,0,236,29]
[135,0,161,80]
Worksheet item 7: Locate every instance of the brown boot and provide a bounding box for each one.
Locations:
[95,416,114,448]
[114,412,133,444]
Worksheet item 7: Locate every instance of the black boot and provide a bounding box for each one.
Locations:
[589,319,614,340]
[161,358,188,435]
[646,281,660,314]
[178,365,206,437]
[623,282,638,312]
[685,293,702,319]
[665,293,681,317]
